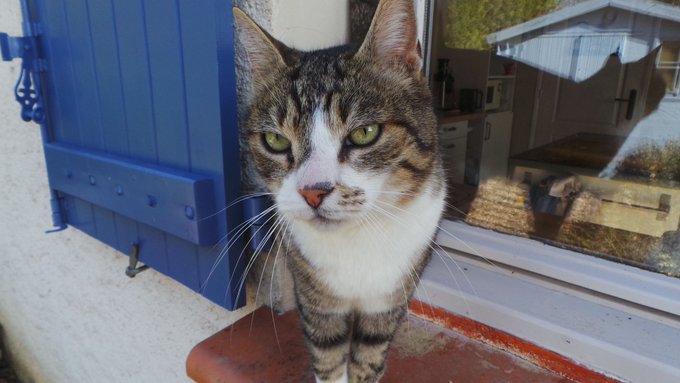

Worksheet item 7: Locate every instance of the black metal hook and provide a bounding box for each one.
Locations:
[126,242,149,278]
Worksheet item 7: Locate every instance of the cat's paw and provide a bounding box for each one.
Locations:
[315,364,349,383]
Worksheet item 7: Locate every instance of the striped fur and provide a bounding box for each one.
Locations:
[235,1,445,382]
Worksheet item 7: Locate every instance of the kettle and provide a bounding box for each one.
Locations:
[459,89,483,113]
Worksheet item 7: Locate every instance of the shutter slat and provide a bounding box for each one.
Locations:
[92,205,118,249]
[88,0,130,157]
[144,0,191,170]
[63,0,104,150]
[41,0,79,144]
[112,1,159,164]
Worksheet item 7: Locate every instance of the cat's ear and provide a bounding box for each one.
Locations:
[357,0,421,73]
[233,8,291,87]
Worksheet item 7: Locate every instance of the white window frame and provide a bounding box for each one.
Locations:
[656,42,680,95]
[435,220,680,317]
[418,219,680,382]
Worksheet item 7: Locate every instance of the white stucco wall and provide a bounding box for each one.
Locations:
[0,1,348,382]
[272,0,350,50]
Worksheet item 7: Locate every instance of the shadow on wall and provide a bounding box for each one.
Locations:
[0,325,22,383]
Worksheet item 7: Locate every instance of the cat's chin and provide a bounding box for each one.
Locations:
[311,215,350,229]
[291,211,361,231]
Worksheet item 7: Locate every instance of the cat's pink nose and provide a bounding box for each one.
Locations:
[298,184,334,209]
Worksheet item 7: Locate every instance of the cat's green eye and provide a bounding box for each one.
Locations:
[347,124,381,147]
[263,132,291,152]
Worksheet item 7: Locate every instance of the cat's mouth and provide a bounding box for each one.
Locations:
[298,208,363,229]
[311,214,341,226]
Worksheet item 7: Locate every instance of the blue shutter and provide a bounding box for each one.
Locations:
[2,0,247,310]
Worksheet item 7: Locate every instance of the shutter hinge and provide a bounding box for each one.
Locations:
[0,26,47,124]
[3,1,66,234]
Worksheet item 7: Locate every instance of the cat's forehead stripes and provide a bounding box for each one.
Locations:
[278,51,353,164]
[296,108,342,191]
[286,49,348,119]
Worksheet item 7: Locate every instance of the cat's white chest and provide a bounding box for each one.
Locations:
[290,187,444,312]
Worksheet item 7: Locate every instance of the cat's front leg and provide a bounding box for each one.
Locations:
[349,305,408,383]
[298,309,352,383]
[298,303,352,383]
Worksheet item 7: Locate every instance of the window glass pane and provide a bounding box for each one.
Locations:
[431,0,680,278]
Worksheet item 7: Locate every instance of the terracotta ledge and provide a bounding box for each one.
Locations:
[186,302,620,383]
[409,302,623,383]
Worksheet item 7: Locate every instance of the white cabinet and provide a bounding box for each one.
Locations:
[479,111,513,183]
[439,121,468,184]
[433,49,517,187]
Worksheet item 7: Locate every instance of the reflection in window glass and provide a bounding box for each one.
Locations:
[432,0,680,278]
[444,0,559,50]
[658,41,680,94]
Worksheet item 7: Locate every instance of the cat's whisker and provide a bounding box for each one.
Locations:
[371,210,476,322]
[363,188,469,217]
[210,203,277,262]
[248,217,288,343]
[371,203,482,321]
[359,211,409,320]
[363,210,426,295]
[370,201,478,314]
[357,209,406,304]
[205,203,277,259]
[362,210,421,326]
[214,207,281,298]
[251,216,289,312]
[226,210,280,346]
[400,257,438,319]
[446,205,469,218]
[200,205,278,292]
[371,207,441,325]
[374,197,500,270]
[364,211,411,301]
[266,219,291,353]
[251,216,288,313]
[199,192,274,223]
[225,213,282,348]
[232,214,286,306]
[202,218,272,295]
[432,225,501,270]
[398,275,412,331]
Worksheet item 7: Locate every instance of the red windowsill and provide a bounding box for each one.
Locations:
[186,301,622,383]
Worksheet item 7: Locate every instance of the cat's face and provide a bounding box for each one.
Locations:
[235,1,439,229]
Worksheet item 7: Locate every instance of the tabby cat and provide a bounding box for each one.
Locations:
[234,0,446,381]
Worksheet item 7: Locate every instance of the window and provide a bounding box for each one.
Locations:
[428,0,680,294]
[422,2,680,379]
[658,41,680,95]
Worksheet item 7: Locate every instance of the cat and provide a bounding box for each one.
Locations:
[233,0,446,382]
